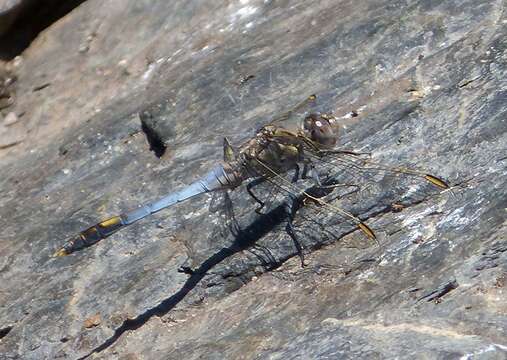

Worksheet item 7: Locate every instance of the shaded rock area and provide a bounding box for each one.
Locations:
[0,0,23,37]
[0,0,506,359]
[0,0,88,59]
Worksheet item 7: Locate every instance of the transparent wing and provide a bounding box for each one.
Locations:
[245,157,377,239]
[304,150,449,199]
[232,149,448,262]
[206,139,449,269]
[267,94,319,131]
[208,189,242,238]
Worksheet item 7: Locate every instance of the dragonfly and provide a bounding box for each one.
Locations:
[53,95,449,259]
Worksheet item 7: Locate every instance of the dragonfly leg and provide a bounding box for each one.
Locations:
[248,164,301,214]
[285,195,306,267]
[302,162,323,187]
[311,167,322,187]
[247,178,267,214]
[301,162,311,179]
[291,163,300,183]
[320,181,361,193]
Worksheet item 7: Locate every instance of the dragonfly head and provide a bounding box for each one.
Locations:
[302,113,340,147]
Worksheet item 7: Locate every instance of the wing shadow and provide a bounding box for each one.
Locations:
[78,196,290,359]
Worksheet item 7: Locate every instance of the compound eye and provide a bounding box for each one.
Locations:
[313,118,338,146]
[303,114,318,130]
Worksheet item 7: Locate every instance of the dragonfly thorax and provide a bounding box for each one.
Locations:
[237,127,303,180]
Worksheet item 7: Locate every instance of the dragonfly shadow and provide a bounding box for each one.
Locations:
[78,197,290,359]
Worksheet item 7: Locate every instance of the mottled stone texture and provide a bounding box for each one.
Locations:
[0,0,506,359]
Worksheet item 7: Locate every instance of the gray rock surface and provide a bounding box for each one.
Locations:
[0,0,506,359]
